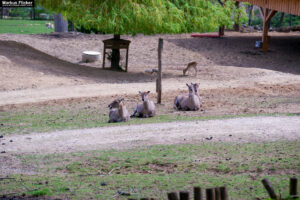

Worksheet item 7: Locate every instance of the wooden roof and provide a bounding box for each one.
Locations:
[238,0,300,16]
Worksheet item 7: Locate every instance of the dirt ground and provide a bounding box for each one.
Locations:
[0,32,300,113]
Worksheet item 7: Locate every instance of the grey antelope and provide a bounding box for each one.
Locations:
[174,83,201,111]
[108,97,130,123]
[131,91,156,118]
[183,61,198,76]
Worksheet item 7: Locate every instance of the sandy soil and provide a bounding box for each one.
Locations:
[1,116,299,156]
[0,32,300,109]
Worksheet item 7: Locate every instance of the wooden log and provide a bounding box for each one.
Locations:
[168,192,179,200]
[140,198,150,200]
[179,191,189,200]
[290,177,298,198]
[220,187,228,200]
[214,188,221,200]
[157,38,163,104]
[262,178,277,199]
[194,187,202,200]
[206,188,215,200]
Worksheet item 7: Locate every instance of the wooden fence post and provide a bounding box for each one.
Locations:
[290,177,298,198]
[157,38,163,104]
[262,178,277,199]
[206,188,215,200]
[220,187,228,200]
[214,188,221,200]
[179,191,189,200]
[194,187,202,200]
[168,192,179,200]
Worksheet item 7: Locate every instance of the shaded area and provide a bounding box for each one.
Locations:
[167,34,300,74]
[0,40,154,84]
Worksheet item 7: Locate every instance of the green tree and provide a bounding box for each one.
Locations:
[37,0,244,71]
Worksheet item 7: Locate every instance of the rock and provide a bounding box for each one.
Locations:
[101,182,107,186]
[9,140,13,142]
[0,135,3,138]
[1,151,5,154]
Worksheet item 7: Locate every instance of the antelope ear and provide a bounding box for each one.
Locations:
[139,91,142,94]
[147,91,150,94]
[186,83,189,87]
[120,98,124,102]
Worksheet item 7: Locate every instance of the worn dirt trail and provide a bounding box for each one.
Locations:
[1,116,299,155]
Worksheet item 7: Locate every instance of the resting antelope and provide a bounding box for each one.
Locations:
[108,97,130,123]
[174,83,201,111]
[131,91,156,118]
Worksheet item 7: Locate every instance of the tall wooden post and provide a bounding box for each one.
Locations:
[54,13,68,32]
[157,38,163,104]
[261,8,277,52]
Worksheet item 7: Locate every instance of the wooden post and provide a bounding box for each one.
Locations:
[179,191,189,200]
[290,177,298,198]
[262,8,277,51]
[102,47,106,69]
[220,187,228,200]
[168,192,179,200]
[125,46,129,72]
[157,38,163,104]
[206,188,215,200]
[194,187,202,200]
[262,178,277,199]
[214,188,221,200]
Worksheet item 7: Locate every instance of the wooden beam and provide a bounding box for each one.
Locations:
[259,7,265,19]
[266,10,277,23]
[262,9,277,52]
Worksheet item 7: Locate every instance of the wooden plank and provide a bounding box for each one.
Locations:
[237,0,300,15]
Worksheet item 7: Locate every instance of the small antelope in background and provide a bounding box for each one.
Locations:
[183,61,198,76]
[108,97,130,123]
[174,83,201,111]
[131,91,156,118]
[45,22,54,29]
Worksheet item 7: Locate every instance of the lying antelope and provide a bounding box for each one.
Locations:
[131,91,156,118]
[183,61,198,76]
[108,97,130,123]
[174,83,201,111]
[45,22,54,29]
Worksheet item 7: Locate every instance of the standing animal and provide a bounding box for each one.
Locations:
[174,83,201,111]
[183,61,198,76]
[131,91,156,118]
[108,97,130,123]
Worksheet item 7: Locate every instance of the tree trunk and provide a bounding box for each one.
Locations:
[110,34,121,70]
[278,12,285,27]
[289,14,293,26]
[248,5,253,26]
[1,7,3,19]
[54,13,68,32]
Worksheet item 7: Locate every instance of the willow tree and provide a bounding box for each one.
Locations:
[37,0,244,70]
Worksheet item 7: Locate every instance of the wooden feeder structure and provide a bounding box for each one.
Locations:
[237,0,300,51]
[102,38,131,72]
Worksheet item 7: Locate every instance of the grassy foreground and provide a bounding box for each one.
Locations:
[0,19,53,34]
[1,141,299,199]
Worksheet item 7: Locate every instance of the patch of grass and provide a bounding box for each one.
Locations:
[0,104,298,135]
[2,141,299,199]
[0,19,53,34]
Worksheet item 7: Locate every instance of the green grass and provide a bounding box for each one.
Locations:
[1,142,299,199]
[0,105,298,135]
[0,19,53,34]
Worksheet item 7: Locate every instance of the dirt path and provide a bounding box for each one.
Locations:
[1,116,299,155]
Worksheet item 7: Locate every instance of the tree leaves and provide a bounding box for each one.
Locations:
[36,0,244,35]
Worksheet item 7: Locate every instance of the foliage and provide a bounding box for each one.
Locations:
[37,0,244,35]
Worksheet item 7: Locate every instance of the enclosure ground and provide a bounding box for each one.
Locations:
[0,141,299,199]
[0,32,300,199]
